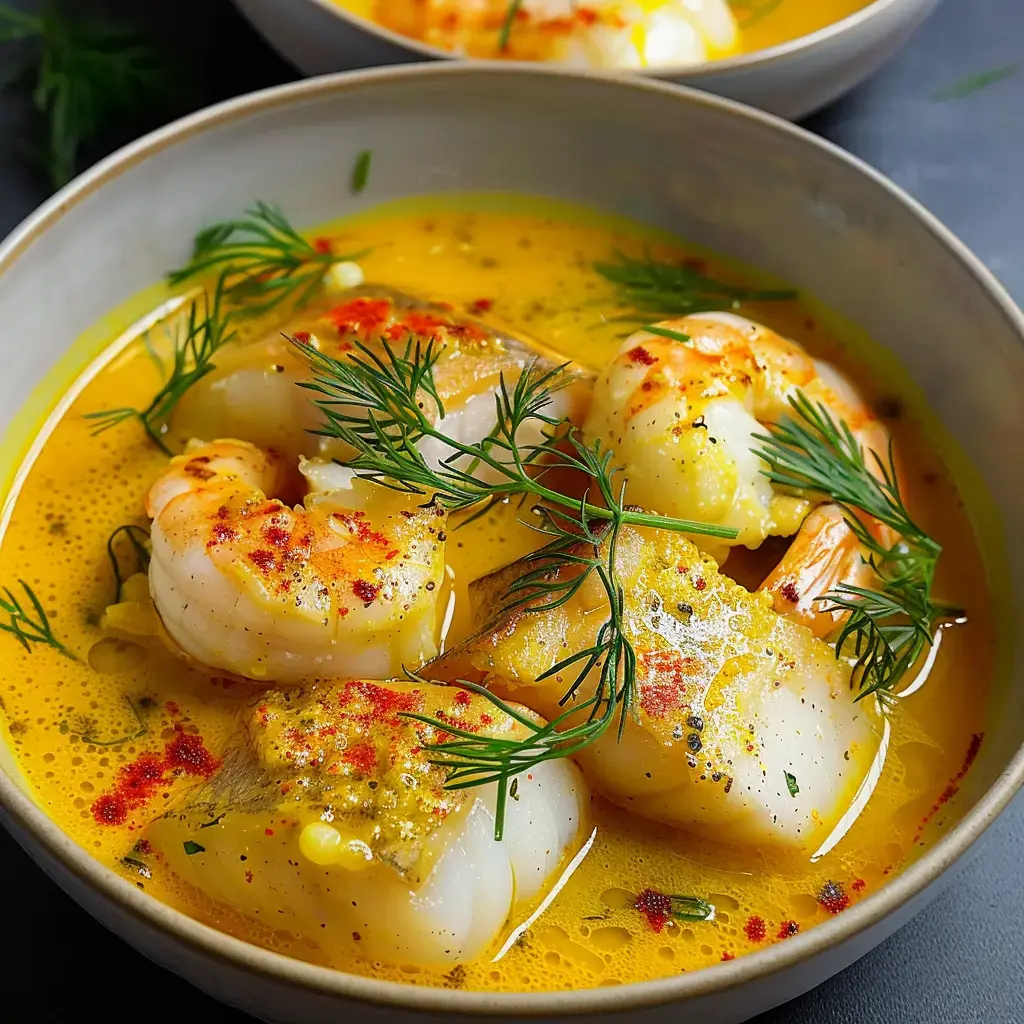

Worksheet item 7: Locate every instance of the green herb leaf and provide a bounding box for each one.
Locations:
[754,393,962,698]
[498,0,523,52]
[80,694,147,747]
[350,149,372,194]
[594,249,796,321]
[291,335,738,839]
[934,63,1020,101]
[182,840,206,856]
[667,894,715,922]
[0,579,76,659]
[105,524,151,603]
[784,770,799,797]
[85,279,236,453]
[0,4,175,188]
[643,325,692,344]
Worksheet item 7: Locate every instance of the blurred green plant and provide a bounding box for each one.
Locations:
[0,3,175,188]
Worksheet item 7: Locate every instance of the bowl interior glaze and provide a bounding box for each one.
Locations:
[0,66,1022,1020]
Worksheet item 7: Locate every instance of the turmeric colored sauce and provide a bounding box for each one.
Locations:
[332,0,875,63]
[0,196,998,991]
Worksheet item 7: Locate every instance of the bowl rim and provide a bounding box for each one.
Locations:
[1,61,1023,1016]
[269,0,921,79]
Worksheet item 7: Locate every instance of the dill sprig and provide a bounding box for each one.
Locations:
[497,0,523,51]
[0,3,173,188]
[291,335,737,839]
[1,579,76,659]
[168,201,368,319]
[594,249,796,321]
[105,524,151,602]
[84,279,235,454]
[754,393,961,699]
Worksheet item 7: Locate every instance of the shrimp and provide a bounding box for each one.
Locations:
[376,0,739,69]
[147,680,588,967]
[431,526,882,853]
[172,286,592,468]
[146,439,448,682]
[582,312,897,634]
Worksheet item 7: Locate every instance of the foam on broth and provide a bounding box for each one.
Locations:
[0,196,996,991]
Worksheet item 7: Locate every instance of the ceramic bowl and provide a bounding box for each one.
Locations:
[231,0,941,120]
[0,65,1022,1024]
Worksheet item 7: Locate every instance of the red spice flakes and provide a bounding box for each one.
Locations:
[264,828,275,836]
[694,577,707,592]
[337,680,420,727]
[817,880,850,915]
[470,297,492,313]
[247,549,276,574]
[352,578,382,603]
[165,701,180,717]
[720,952,735,962]
[328,297,393,335]
[744,915,766,942]
[337,607,350,617]
[263,523,290,548]
[480,713,493,726]
[454,690,473,707]
[292,331,311,345]
[91,734,220,826]
[342,742,378,777]
[245,870,253,884]
[634,888,673,933]
[384,310,450,341]
[165,732,220,778]
[912,733,984,844]
[780,580,800,603]
[331,510,393,551]
[638,649,693,718]
[313,237,333,254]
[777,920,800,939]
[207,521,237,548]
[851,878,866,893]
[628,346,657,366]
[134,838,152,855]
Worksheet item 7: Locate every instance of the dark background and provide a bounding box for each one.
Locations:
[1,0,1022,1020]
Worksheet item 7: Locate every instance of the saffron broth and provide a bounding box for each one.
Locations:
[0,196,995,991]
[331,0,875,63]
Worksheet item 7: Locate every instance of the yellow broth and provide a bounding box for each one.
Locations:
[332,0,875,61]
[0,196,997,991]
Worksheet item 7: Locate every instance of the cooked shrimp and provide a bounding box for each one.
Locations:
[146,439,448,682]
[376,0,739,69]
[432,526,882,853]
[148,680,588,967]
[173,286,591,473]
[583,312,900,631]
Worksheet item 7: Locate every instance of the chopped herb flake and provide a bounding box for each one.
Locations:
[350,149,372,194]
[182,840,206,855]
[784,771,799,797]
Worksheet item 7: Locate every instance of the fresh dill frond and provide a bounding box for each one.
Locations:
[291,334,737,839]
[0,3,173,188]
[105,524,151,602]
[754,393,961,698]
[168,201,369,319]
[498,0,523,51]
[0,579,76,659]
[594,249,796,321]
[84,279,236,454]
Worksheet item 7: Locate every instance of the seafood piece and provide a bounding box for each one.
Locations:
[375,0,740,69]
[146,439,447,682]
[173,286,592,466]
[582,312,897,630]
[148,680,587,967]
[430,526,882,853]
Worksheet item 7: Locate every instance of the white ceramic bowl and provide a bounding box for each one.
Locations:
[231,0,941,120]
[1,65,1022,1024]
